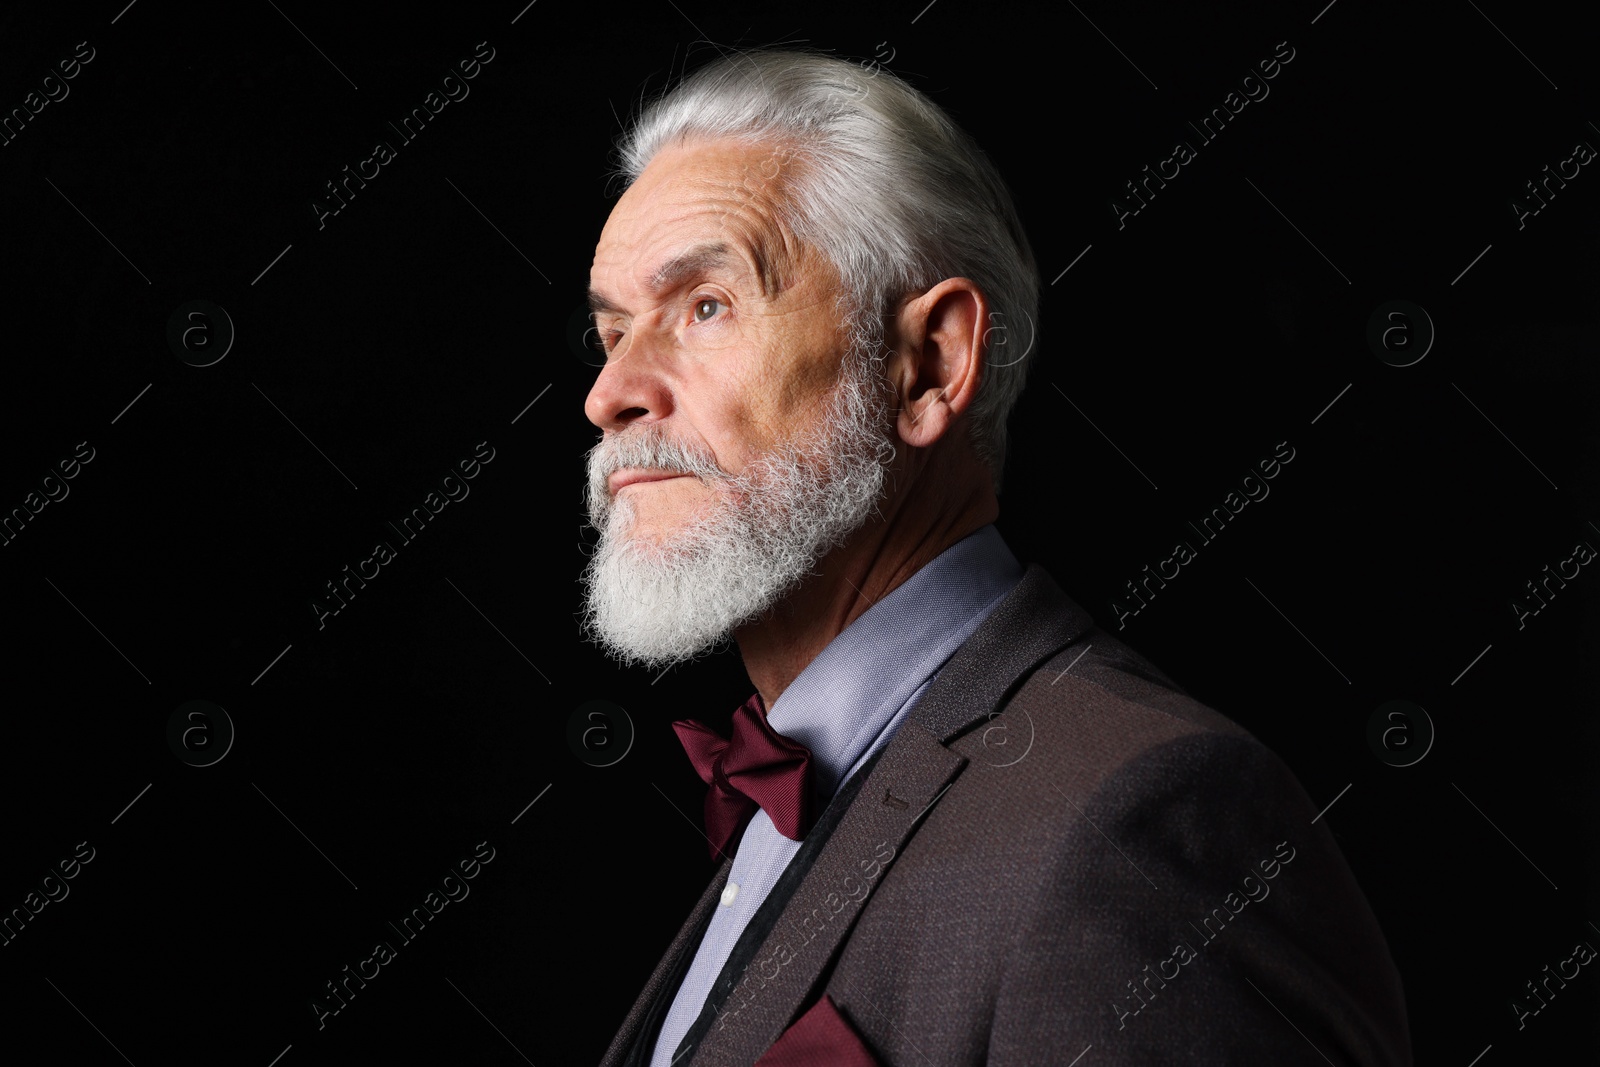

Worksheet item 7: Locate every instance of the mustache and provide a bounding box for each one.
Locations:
[585,427,729,507]
[589,434,723,476]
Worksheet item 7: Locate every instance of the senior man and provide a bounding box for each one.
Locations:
[579,48,1410,1067]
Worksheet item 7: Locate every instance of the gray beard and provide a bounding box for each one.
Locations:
[578,339,898,671]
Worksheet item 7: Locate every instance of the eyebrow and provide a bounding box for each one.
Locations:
[587,240,769,319]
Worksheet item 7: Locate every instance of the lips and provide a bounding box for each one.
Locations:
[610,470,688,494]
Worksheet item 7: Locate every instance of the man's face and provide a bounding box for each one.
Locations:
[584,137,852,541]
[579,136,898,668]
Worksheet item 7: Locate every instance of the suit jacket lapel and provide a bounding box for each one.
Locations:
[684,564,1093,1066]
[910,562,1094,744]
[598,856,733,1067]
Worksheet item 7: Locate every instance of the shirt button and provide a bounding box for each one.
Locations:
[720,882,739,907]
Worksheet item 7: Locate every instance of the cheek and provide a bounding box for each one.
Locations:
[706,387,775,468]
[761,356,838,438]
[696,312,839,459]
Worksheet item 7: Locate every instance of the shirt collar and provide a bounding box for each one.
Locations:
[763,523,1024,798]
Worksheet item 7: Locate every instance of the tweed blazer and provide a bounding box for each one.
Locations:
[599,561,1412,1066]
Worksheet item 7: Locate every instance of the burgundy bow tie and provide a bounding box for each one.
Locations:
[672,692,816,862]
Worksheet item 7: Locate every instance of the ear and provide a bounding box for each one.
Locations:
[887,278,989,449]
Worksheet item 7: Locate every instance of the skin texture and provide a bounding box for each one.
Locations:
[585,135,1000,707]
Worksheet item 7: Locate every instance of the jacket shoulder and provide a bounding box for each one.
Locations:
[825,614,1412,1065]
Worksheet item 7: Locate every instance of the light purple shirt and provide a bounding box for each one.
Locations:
[649,523,1026,1066]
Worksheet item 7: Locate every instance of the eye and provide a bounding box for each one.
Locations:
[692,297,725,323]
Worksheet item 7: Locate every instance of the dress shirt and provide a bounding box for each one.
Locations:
[648,522,1026,1066]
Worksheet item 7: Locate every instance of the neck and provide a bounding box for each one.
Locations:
[733,443,998,709]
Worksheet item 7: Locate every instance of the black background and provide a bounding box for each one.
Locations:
[1,0,1596,1063]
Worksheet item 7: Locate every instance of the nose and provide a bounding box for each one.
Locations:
[583,332,674,433]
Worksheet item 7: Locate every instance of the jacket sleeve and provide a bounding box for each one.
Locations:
[985,730,1413,1065]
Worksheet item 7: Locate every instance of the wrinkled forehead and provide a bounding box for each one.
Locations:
[591,137,815,303]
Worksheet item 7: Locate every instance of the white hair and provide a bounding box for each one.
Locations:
[610,47,1040,495]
